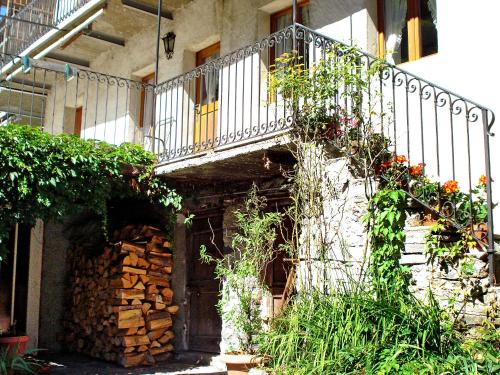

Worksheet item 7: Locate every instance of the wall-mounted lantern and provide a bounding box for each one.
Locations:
[162,32,176,60]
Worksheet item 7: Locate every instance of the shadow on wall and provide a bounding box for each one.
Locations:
[311,0,377,34]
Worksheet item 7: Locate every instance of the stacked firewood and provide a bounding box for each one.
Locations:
[64,225,177,367]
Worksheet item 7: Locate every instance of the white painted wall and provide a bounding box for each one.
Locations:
[393,0,500,232]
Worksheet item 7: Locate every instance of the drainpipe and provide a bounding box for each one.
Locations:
[154,0,162,86]
[292,0,297,51]
[2,0,12,55]
[10,223,19,328]
[151,0,163,153]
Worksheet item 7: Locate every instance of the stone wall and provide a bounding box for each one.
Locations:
[295,155,499,329]
[403,226,499,327]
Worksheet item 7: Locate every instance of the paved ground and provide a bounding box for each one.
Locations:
[39,353,227,375]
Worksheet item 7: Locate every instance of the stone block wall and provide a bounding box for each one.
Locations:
[295,155,498,329]
[403,226,499,327]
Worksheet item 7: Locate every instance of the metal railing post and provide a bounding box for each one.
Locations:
[482,108,496,285]
[150,0,163,153]
[292,0,297,51]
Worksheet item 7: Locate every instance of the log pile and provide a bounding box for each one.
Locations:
[64,225,177,367]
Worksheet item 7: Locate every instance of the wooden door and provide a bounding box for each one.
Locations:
[187,212,223,352]
[194,42,220,151]
[74,107,82,137]
[264,205,293,316]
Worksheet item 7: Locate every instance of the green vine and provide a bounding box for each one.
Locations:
[0,124,182,260]
[200,186,282,354]
[365,188,409,293]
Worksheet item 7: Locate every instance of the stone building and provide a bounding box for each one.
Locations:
[0,0,498,364]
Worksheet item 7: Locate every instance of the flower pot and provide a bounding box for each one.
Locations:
[473,223,488,242]
[221,354,262,375]
[0,335,29,357]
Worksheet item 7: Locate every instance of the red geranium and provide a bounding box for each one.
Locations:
[409,163,425,177]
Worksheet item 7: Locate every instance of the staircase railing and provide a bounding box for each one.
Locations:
[289,24,496,284]
[0,0,90,57]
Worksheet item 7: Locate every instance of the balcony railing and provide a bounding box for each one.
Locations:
[150,24,496,282]
[0,54,152,145]
[0,0,91,58]
[151,27,296,162]
[0,23,496,282]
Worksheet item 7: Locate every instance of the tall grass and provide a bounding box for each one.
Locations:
[258,289,499,374]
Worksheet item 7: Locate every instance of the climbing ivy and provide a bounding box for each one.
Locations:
[365,188,410,293]
[0,124,182,260]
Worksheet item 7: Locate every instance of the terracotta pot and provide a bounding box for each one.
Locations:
[222,354,262,375]
[0,335,29,357]
[421,213,437,226]
[473,223,488,242]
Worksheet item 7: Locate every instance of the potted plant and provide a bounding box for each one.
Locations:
[200,187,281,374]
[0,324,29,358]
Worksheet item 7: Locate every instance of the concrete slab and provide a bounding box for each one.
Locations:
[40,353,227,375]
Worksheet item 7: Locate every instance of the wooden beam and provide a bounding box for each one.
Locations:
[122,0,173,20]
[60,31,85,50]
[84,30,125,47]
[45,52,90,68]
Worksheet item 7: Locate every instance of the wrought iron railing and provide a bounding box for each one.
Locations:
[0,0,90,57]
[292,25,495,245]
[0,22,496,282]
[0,54,152,145]
[152,27,296,161]
[152,24,496,282]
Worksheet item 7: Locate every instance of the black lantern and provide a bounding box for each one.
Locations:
[162,32,176,59]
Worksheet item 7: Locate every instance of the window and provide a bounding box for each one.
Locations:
[270,1,311,64]
[377,0,438,64]
[270,0,310,33]
[139,72,155,129]
[195,42,220,106]
[194,43,220,149]
[74,107,82,137]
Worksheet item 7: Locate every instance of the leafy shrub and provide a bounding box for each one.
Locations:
[200,186,282,354]
[0,124,181,260]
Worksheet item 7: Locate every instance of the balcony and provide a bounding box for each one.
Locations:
[149,25,495,189]
[0,0,105,72]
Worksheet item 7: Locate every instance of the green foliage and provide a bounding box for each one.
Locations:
[0,124,182,260]
[365,188,409,293]
[0,348,39,374]
[262,42,498,375]
[424,221,481,281]
[200,186,282,354]
[259,289,500,375]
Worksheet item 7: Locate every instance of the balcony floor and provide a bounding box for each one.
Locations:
[155,137,295,183]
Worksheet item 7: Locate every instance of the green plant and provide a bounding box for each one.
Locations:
[425,221,477,271]
[200,186,281,354]
[365,188,409,293]
[262,41,498,375]
[0,348,39,374]
[0,124,182,260]
[258,287,500,375]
